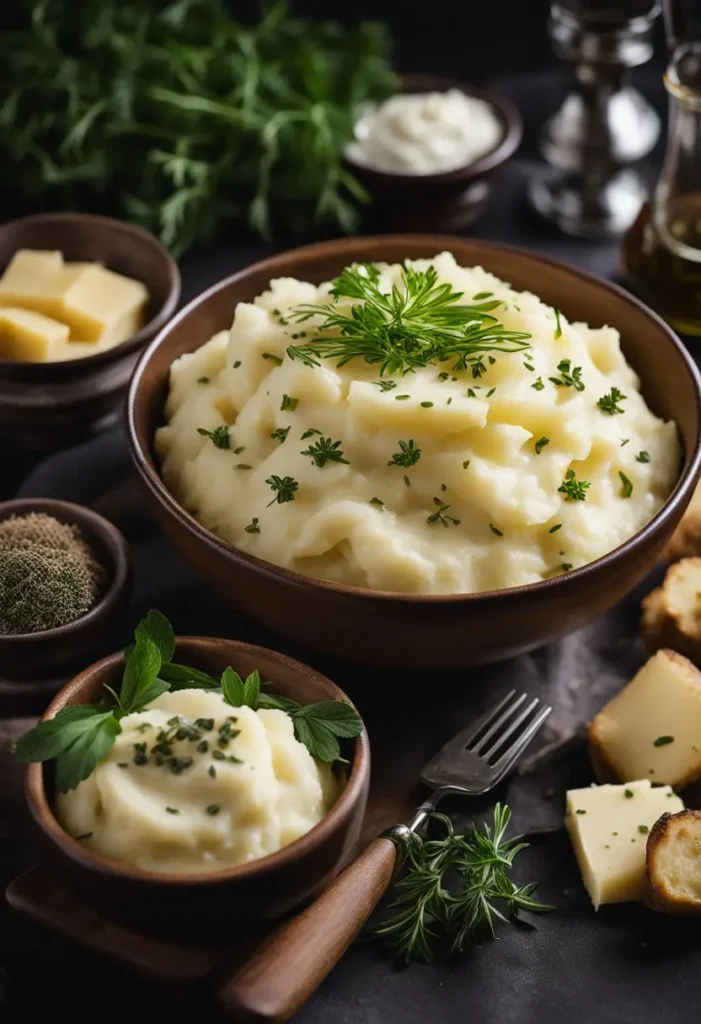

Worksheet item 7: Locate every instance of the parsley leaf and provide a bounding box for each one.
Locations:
[266,475,298,505]
[134,609,175,663]
[301,436,349,468]
[559,469,590,501]
[597,387,626,415]
[388,439,421,468]
[280,394,298,412]
[197,425,230,449]
[535,437,550,454]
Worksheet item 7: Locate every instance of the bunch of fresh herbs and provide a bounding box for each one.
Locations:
[0,0,396,255]
[15,609,362,791]
[374,805,549,964]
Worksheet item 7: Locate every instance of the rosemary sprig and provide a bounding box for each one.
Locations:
[287,263,531,377]
[374,806,549,964]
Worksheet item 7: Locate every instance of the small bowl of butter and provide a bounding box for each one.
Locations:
[343,73,522,233]
[0,212,180,451]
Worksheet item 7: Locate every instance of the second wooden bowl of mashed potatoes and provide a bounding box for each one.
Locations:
[127,235,701,670]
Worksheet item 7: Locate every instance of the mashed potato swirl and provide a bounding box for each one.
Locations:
[156,253,679,594]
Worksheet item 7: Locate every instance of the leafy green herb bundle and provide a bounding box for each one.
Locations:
[15,610,362,791]
[0,0,396,255]
[375,806,549,964]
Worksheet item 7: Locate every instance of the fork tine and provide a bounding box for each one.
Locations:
[445,689,518,752]
[490,704,552,779]
[481,696,541,761]
[467,692,528,754]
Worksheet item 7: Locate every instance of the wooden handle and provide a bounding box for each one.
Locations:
[217,836,398,1023]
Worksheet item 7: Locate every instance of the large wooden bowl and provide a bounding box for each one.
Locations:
[127,236,701,671]
[24,637,369,935]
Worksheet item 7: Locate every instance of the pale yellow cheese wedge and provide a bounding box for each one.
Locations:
[0,249,148,344]
[589,650,701,788]
[0,307,69,362]
[565,779,683,909]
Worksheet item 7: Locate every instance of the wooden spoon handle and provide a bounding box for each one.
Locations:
[217,836,398,1023]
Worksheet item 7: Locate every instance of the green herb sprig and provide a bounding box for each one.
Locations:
[15,610,362,790]
[287,263,531,377]
[388,439,421,468]
[374,806,549,964]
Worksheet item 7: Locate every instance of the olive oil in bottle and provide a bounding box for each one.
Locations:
[622,196,701,335]
[621,40,701,335]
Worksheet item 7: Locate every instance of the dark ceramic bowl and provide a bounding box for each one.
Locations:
[0,498,132,682]
[343,73,522,232]
[127,235,701,671]
[0,212,180,451]
[24,638,369,935]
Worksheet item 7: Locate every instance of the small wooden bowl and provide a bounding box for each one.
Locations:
[0,212,180,452]
[127,235,701,671]
[0,498,132,681]
[344,73,522,232]
[24,638,370,936]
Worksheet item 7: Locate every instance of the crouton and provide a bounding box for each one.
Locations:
[646,809,701,913]
[661,479,701,562]
[642,558,701,665]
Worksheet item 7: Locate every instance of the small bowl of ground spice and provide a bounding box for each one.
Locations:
[0,498,131,682]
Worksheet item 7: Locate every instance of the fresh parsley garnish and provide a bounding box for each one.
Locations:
[619,471,633,498]
[388,439,421,468]
[549,359,584,391]
[270,426,290,444]
[280,394,298,412]
[197,425,230,449]
[266,475,298,505]
[535,437,550,454]
[374,805,549,964]
[373,379,397,392]
[197,376,209,384]
[301,436,349,467]
[489,523,504,537]
[427,498,460,527]
[300,427,322,440]
[369,497,385,510]
[597,387,626,415]
[244,518,261,534]
[559,469,590,501]
[532,377,545,391]
[653,735,674,746]
[636,450,650,463]
[287,262,531,377]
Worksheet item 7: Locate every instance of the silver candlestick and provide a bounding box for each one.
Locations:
[529,0,661,237]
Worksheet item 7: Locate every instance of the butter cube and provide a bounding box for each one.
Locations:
[0,307,69,362]
[0,249,148,344]
[589,650,701,788]
[565,779,683,909]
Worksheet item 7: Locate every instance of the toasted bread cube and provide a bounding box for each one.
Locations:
[589,649,701,787]
[646,809,701,913]
[0,307,69,362]
[565,780,683,909]
[661,480,701,562]
[642,558,701,664]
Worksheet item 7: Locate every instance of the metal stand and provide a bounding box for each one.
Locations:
[529,1,661,237]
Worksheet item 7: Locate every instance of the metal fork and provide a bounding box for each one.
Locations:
[219,690,552,1022]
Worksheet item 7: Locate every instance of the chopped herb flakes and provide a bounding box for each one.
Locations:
[427,499,460,528]
[266,475,298,505]
[388,439,421,469]
[535,437,550,455]
[532,377,545,391]
[636,450,650,463]
[262,352,283,365]
[197,425,230,450]
[619,471,633,498]
[206,804,220,816]
[559,469,590,502]
[625,789,634,798]
[638,824,649,834]
[553,309,563,339]
[473,291,493,300]
[374,379,397,392]
[369,497,385,510]
[245,518,261,534]
[233,360,242,368]
[549,359,584,391]
[575,809,586,815]
[166,806,179,814]
[420,401,434,408]
[395,394,410,401]
[549,523,562,533]
[197,376,209,384]
[653,735,674,747]
[301,427,322,439]
[301,436,349,467]
[271,426,290,444]
[489,523,503,537]
[598,387,626,415]
[280,394,298,411]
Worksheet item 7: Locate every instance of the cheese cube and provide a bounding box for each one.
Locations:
[0,307,69,362]
[589,650,701,788]
[565,779,683,909]
[0,250,148,344]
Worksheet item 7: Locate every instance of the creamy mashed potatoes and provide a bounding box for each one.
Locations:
[56,689,338,874]
[156,253,679,594]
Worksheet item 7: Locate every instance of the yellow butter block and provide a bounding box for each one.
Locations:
[0,307,70,362]
[0,249,148,344]
[565,779,683,909]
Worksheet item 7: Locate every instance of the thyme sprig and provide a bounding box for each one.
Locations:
[287,263,531,377]
[374,806,549,964]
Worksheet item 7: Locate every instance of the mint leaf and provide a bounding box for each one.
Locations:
[221,667,245,706]
[258,693,301,713]
[132,678,170,710]
[54,712,122,793]
[293,716,341,762]
[293,700,363,739]
[15,706,112,763]
[120,639,162,714]
[159,662,219,690]
[135,610,175,663]
[243,670,261,709]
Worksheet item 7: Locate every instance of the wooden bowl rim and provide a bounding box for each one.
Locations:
[343,72,523,183]
[0,211,181,370]
[25,637,370,887]
[0,497,131,646]
[127,233,701,606]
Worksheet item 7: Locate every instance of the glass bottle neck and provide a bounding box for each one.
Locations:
[653,42,701,263]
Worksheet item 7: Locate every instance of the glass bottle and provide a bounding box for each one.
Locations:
[621,41,701,335]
